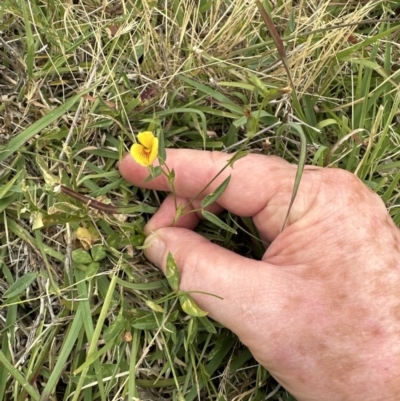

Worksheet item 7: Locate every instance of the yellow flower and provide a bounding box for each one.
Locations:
[130,131,159,166]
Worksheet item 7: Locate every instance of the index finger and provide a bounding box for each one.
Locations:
[119,149,298,235]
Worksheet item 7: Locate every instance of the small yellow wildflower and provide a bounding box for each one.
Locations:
[130,131,159,166]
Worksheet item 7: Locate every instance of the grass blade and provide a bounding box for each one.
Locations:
[0,351,40,401]
[0,88,93,164]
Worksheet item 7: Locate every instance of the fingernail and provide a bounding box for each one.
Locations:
[144,232,166,267]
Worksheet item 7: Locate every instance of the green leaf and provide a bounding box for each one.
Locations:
[233,110,277,127]
[103,315,127,343]
[0,170,23,200]
[36,155,59,186]
[201,211,237,234]
[145,300,165,313]
[85,262,100,278]
[163,321,177,344]
[166,252,180,291]
[48,202,82,215]
[158,130,166,162]
[91,244,106,262]
[179,293,208,317]
[167,168,176,188]
[71,249,93,265]
[201,175,231,208]
[199,316,217,334]
[19,0,34,79]
[0,351,40,401]
[227,150,249,167]
[177,75,243,115]
[280,122,307,231]
[131,314,161,330]
[2,272,38,299]
[156,107,208,148]
[186,317,198,345]
[144,166,163,182]
[246,113,258,138]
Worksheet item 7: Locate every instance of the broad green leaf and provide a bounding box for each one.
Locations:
[201,175,231,208]
[201,211,237,234]
[85,262,100,278]
[166,252,180,291]
[3,272,37,299]
[71,249,93,264]
[179,293,208,317]
[91,244,106,262]
[0,88,93,164]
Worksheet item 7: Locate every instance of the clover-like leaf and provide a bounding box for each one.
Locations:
[91,244,106,262]
[71,248,93,264]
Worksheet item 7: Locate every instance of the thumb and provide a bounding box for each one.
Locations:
[144,227,287,340]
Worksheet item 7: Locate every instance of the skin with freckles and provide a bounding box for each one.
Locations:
[119,149,400,401]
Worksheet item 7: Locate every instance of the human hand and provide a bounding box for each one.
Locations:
[119,149,400,401]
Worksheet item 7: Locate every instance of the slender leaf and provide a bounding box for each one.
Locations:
[0,170,23,200]
[179,293,208,317]
[2,272,37,299]
[201,175,231,208]
[280,123,307,231]
[201,211,237,234]
[0,351,40,401]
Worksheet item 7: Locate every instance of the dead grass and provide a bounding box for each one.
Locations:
[0,0,400,400]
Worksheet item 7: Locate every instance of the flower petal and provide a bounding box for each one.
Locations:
[131,144,149,166]
[148,137,159,165]
[137,131,155,149]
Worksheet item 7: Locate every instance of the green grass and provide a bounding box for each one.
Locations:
[1,0,400,400]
